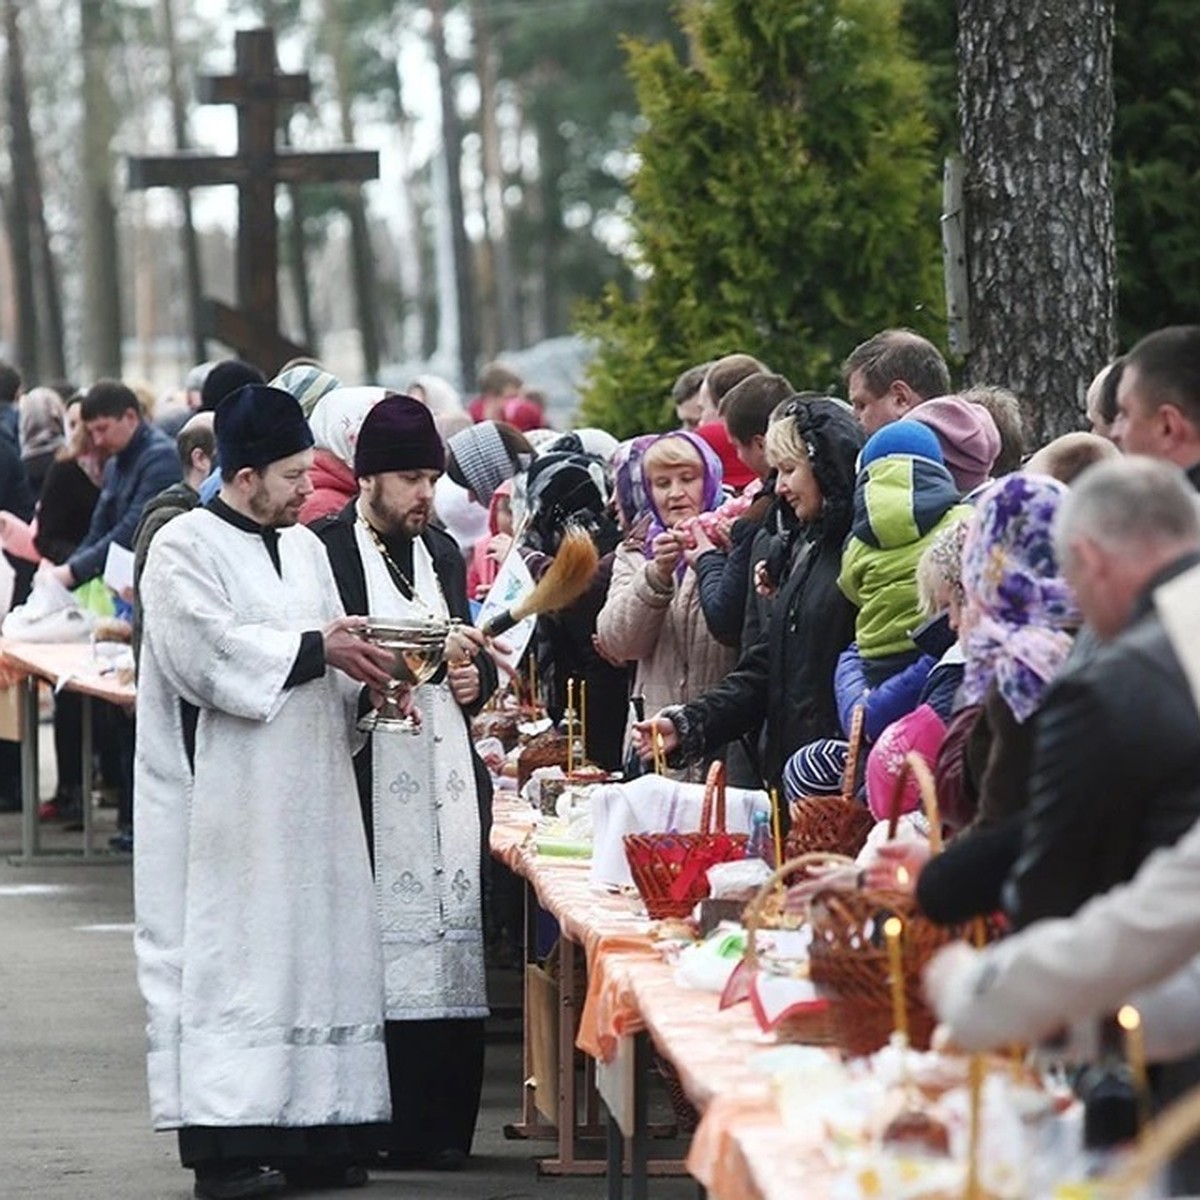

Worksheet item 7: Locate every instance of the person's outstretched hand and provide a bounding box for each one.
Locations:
[630,714,680,762]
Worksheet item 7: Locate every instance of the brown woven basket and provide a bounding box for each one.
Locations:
[807,752,962,1057]
[785,706,874,860]
[741,851,854,1044]
[623,761,748,920]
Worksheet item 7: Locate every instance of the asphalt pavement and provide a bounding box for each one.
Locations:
[0,795,694,1199]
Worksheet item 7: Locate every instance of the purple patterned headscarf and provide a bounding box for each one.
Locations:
[612,434,657,527]
[960,472,1081,722]
[641,430,725,559]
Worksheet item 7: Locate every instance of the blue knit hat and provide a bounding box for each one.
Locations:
[859,419,944,469]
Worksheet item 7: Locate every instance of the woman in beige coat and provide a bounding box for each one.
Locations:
[596,431,736,778]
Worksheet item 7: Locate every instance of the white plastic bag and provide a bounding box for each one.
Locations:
[2,569,93,642]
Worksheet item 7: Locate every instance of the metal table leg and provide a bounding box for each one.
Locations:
[631,1030,651,1200]
[504,879,556,1140]
[19,675,40,862]
[606,1103,624,1200]
[81,694,94,857]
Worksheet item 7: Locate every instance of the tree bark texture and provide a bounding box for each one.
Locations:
[4,0,41,379]
[430,0,478,390]
[322,0,381,378]
[80,0,124,379]
[473,0,520,355]
[958,0,1116,445]
[160,0,207,366]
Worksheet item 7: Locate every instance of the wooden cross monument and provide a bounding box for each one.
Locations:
[127,28,379,374]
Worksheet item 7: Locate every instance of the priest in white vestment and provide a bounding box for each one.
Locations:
[313,395,499,1171]
[135,384,401,1200]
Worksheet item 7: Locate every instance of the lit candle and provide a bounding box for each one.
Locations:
[769,787,783,869]
[653,727,665,776]
[566,679,575,776]
[580,679,588,769]
[1119,1004,1151,1135]
[883,916,908,1042]
[966,1052,984,1200]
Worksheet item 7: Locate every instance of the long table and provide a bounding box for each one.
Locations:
[1,639,135,863]
[490,800,819,1199]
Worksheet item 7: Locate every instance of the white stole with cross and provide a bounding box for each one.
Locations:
[354,520,488,1021]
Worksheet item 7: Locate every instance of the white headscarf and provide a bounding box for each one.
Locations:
[307,386,386,467]
[410,374,464,418]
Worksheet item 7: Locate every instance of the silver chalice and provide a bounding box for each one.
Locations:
[357,616,451,734]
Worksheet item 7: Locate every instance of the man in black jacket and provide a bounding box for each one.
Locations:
[312,395,498,1173]
[1007,456,1200,929]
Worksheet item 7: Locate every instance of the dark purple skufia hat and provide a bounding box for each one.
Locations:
[354,393,446,478]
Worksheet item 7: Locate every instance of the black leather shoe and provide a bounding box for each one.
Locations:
[193,1166,286,1200]
[426,1148,467,1172]
[284,1162,369,1190]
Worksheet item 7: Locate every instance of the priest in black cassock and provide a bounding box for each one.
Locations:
[312,394,499,1171]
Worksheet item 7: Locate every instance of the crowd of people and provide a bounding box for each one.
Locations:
[2,323,1200,1195]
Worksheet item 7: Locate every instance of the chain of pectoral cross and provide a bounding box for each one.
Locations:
[359,516,447,624]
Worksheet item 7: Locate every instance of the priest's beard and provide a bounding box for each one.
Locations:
[363,478,431,540]
[247,477,303,528]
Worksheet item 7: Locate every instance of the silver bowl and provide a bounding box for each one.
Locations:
[358,616,450,734]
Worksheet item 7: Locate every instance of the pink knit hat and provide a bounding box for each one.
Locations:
[910,397,1001,493]
[865,704,947,822]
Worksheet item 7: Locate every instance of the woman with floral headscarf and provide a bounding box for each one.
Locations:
[937,472,1081,831]
[864,473,1082,922]
[596,430,736,778]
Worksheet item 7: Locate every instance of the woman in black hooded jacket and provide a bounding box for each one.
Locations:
[633,397,865,808]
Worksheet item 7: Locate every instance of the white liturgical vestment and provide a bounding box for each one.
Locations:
[134,507,389,1130]
[354,520,488,1022]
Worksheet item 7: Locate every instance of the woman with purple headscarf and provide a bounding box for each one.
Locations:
[871,472,1083,926]
[938,472,1081,831]
[596,430,735,778]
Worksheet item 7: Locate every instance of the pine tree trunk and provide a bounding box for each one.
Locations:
[958,0,1116,445]
[321,0,381,379]
[285,180,317,355]
[473,0,519,354]
[4,0,41,379]
[160,0,206,366]
[430,0,478,390]
[80,0,123,379]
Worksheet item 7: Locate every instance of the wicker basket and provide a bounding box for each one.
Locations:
[785,706,874,860]
[623,761,748,920]
[741,851,853,1044]
[807,751,962,1057]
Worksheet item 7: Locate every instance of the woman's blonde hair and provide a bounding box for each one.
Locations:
[764,415,808,469]
[642,434,703,475]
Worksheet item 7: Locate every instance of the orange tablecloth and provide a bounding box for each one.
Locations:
[1,640,135,705]
[488,803,829,1200]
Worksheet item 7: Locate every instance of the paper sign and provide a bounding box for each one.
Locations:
[103,542,135,598]
[475,547,537,671]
